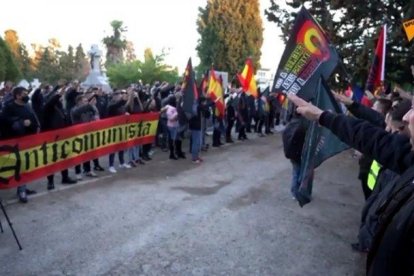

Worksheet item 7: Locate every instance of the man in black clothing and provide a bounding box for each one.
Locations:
[225,89,237,143]
[42,87,77,190]
[2,87,40,203]
[334,93,391,199]
[237,90,248,140]
[71,94,100,179]
[106,90,133,173]
[282,113,309,199]
[288,93,414,276]
[189,97,206,163]
[94,87,109,119]
[65,81,82,115]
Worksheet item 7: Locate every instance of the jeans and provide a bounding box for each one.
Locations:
[128,146,141,162]
[168,126,178,141]
[109,151,124,167]
[291,160,301,197]
[191,130,201,161]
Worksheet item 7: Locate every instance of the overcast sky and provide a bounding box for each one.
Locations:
[0,0,285,73]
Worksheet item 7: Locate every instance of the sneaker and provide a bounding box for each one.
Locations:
[192,159,201,164]
[119,163,132,169]
[128,161,137,168]
[76,174,83,181]
[197,157,204,162]
[85,171,98,177]
[109,166,117,174]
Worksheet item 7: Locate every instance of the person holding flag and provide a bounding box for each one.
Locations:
[287,92,414,275]
[238,57,259,99]
[207,68,225,147]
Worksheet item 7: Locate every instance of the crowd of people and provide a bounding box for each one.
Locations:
[3,71,413,274]
[0,79,287,203]
[287,74,414,274]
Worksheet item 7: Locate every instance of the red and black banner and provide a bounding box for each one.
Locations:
[0,113,159,189]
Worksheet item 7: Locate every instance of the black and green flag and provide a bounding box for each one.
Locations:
[296,77,349,207]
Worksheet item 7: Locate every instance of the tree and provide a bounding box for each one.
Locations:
[139,48,179,84]
[106,48,179,88]
[4,30,20,58]
[4,29,34,80]
[125,41,137,62]
[196,0,263,75]
[74,44,88,80]
[32,38,63,83]
[18,44,34,79]
[58,45,76,81]
[106,60,141,88]
[102,20,127,66]
[265,0,414,87]
[0,36,21,82]
[36,48,58,83]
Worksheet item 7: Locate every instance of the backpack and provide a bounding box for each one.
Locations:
[282,118,307,162]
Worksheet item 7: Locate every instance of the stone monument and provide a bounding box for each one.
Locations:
[82,44,112,92]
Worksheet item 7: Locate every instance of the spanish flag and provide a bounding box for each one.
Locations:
[208,68,225,118]
[403,18,414,42]
[237,58,258,98]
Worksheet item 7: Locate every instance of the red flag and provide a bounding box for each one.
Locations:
[237,58,258,98]
[365,25,386,95]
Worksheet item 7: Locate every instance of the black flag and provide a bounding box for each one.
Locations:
[181,58,199,118]
[272,7,339,101]
[296,77,349,207]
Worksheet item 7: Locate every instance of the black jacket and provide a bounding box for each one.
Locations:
[95,95,109,118]
[319,111,414,275]
[282,117,307,163]
[226,98,236,120]
[31,88,44,125]
[42,93,69,130]
[107,100,127,117]
[189,104,203,130]
[2,101,40,138]
[347,101,386,129]
[65,88,82,113]
[346,101,386,197]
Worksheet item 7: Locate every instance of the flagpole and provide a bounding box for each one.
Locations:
[381,24,386,82]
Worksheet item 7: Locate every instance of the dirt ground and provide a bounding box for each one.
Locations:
[0,133,366,275]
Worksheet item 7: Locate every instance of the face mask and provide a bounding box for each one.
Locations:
[22,95,29,103]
